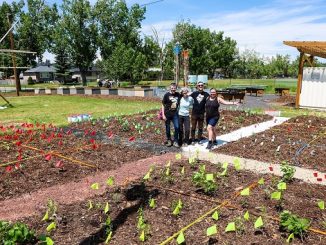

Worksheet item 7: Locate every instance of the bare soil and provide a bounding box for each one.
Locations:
[22,160,326,244]
[214,116,326,172]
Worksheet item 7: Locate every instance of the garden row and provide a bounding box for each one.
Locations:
[0,108,272,200]
[215,115,326,172]
[16,157,326,244]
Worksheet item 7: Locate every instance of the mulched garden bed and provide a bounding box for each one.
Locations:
[70,109,272,145]
[0,124,154,201]
[21,159,325,244]
[214,116,326,172]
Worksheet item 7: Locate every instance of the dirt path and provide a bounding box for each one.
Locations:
[0,152,175,221]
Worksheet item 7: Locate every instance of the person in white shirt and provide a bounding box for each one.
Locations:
[178,87,194,146]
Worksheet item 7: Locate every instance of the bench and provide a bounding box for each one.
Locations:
[275,87,290,96]
[218,90,245,102]
[245,87,265,96]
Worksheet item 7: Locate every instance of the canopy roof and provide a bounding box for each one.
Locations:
[283,41,326,58]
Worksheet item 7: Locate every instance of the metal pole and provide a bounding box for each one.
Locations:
[7,14,20,96]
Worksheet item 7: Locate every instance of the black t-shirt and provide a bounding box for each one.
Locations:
[162,92,181,117]
[205,97,220,119]
[190,91,209,115]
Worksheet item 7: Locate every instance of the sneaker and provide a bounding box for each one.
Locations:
[213,140,218,145]
[173,142,180,148]
[191,139,198,145]
[164,140,172,147]
[206,142,213,150]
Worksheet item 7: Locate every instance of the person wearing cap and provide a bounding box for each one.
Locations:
[178,87,194,146]
[190,81,209,144]
[162,83,181,147]
[205,88,239,150]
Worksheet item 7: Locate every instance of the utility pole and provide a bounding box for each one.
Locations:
[7,14,20,96]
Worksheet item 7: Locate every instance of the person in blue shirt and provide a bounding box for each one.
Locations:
[178,87,194,146]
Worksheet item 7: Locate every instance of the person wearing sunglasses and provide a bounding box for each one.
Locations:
[190,81,209,144]
[162,83,181,147]
[178,87,194,146]
[205,88,239,150]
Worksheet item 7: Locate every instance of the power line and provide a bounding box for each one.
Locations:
[140,0,164,7]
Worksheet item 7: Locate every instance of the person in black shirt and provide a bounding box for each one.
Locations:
[190,81,209,144]
[162,83,181,147]
[205,88,239,150]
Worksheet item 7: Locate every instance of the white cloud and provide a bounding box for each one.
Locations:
[141,0,326,59]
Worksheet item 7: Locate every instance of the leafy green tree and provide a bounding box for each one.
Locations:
[95,0,146,84]
[60,0,97,86]
[17,0,58,64]
[169,20,237,78]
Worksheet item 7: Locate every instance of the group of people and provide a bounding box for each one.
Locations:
[161,82,239,150]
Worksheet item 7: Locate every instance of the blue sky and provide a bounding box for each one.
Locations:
[2,0,326,61]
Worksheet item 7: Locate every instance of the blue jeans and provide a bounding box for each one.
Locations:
[165,113,179,142]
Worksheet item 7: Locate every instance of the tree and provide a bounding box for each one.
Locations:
[17,0,58,64]
[60,0,97,86]
[95,0,146,84]
[169,20,237,78]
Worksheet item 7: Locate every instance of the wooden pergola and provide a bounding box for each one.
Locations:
[283,41,326,108]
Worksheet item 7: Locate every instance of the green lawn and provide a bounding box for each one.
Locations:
[0,95,160,126]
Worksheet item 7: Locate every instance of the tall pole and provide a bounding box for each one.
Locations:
[295,52,304,108]
[7,14,20,96]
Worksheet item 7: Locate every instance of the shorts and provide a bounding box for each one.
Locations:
[206,117,219,127]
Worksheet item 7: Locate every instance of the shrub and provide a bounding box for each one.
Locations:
[27,76,34,85]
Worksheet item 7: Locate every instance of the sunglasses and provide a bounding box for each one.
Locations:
[198,85,204,87]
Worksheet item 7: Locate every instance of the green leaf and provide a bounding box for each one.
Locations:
[206,225,217,236]
[165,167,170,176]
[258,178,265,185]
[286,233,294,243]
[225,222,236,232]
[222,162,228,169]
[176,231,185,244]
[212,211,219,221]
[88,200,93,210]
[240,187,250,196]
[139,230,145,242]
[233,158,241,170]
[143,171,150,180]
[244,211,250,221]
[46,237,54,245]
[271,191,282,200]
[254,216,264,229]
[46,222,56,232]
[317,200,325,210]
[277,182,287,190]
[106,176,114,186]
[206,173,214,181]
[104,202,110,214]
[91,183,99,190]
[220,168,227,176]
[173,206,180,216]
[105,231,112,244]
[175,153,182,160]
[180,166,185,175]
[42,210,49,221]
[149,198,156,209]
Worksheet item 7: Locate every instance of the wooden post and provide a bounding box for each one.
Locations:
[295,52,305,108]
[7,14,20,96]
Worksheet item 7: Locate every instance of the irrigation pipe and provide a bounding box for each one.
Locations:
[0,154,44,167]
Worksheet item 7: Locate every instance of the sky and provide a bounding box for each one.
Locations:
[2,0,326,61]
